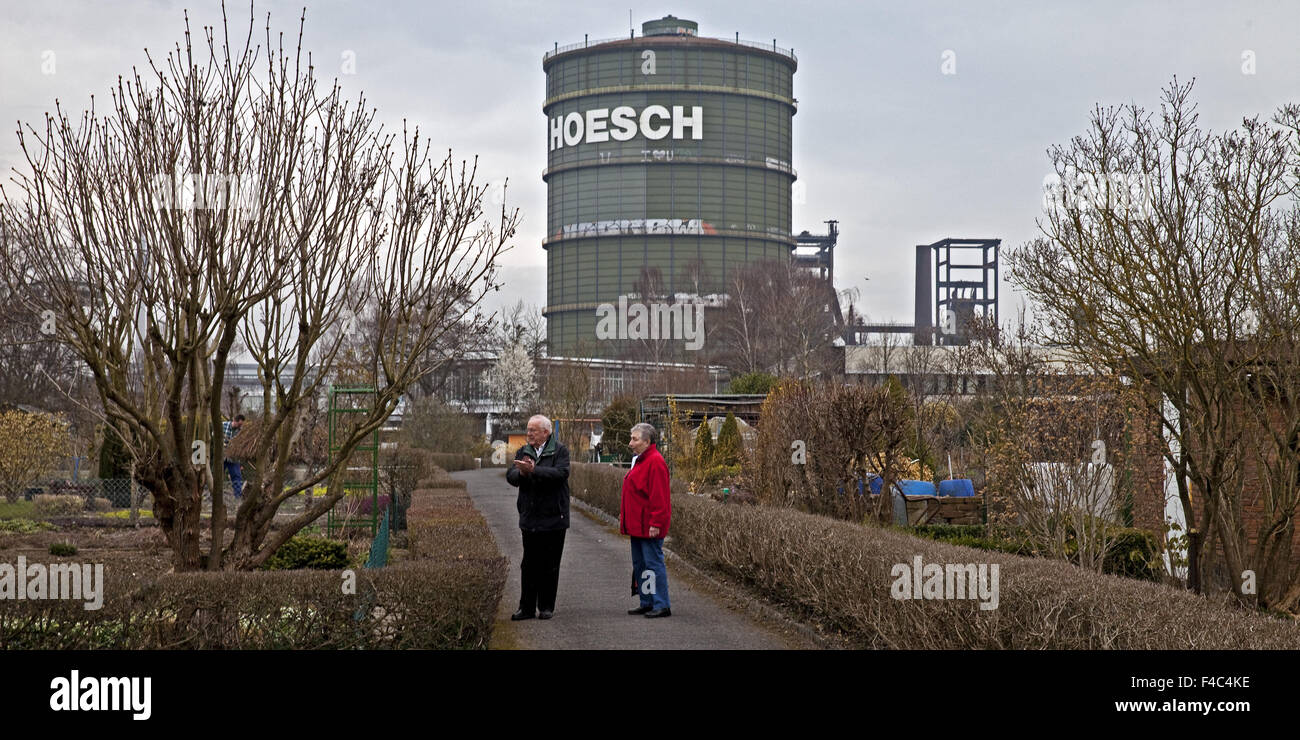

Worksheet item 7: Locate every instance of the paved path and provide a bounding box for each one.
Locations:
[455,468,790,650]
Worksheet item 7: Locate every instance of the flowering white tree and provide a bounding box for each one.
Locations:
[484,342,537,431]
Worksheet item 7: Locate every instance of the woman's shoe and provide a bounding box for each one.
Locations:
[627,605,652,615]
[644,608,672,618]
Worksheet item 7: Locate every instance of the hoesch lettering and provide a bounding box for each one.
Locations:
[549,105,703,151]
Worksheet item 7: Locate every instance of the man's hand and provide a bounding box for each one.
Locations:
[648,526,660,538]
[515,457,535,476]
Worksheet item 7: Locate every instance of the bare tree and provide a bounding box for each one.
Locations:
[496,300,546,361]
[543,358,597,453]
[1011,79,1300,609]
[713,260,840,378]
[751,380,912,523]
[0,5,516,571]
[977,350,1142,574]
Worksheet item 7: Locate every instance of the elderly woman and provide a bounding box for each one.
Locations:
[620,422,672,618]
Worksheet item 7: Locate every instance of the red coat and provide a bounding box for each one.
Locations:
[620,444,671,538]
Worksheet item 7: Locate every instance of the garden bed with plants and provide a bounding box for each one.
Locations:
[1,457,506,649]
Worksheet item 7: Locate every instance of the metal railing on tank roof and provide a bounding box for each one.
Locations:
[545,35,796,62]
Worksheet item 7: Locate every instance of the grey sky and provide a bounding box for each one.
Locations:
[2,0,1297,326]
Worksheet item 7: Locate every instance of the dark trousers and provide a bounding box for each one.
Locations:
[519,529,566,613]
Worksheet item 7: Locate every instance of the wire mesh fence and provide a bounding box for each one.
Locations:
[24,478,151,509]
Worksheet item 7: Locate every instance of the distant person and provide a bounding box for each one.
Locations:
[621,422,672,618]
[222,414,245,501]
[505,414,570,620]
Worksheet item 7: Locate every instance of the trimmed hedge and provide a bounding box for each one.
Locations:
[407,487,503,563]
[1,451,506,649]
[418,469,469,491]
[426,452,476,472]
[903,524,1162,582]
[570,463,1300,649]
[0,562,504,649]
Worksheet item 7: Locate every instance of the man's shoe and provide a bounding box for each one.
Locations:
[510,609,535,621]
[644,608,672,618]
[538,610,553,620]
[627,605,652,615]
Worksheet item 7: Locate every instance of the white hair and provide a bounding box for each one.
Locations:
[630,422,657,445]
[528,415,553,434]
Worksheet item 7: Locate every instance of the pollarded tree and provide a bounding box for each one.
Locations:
[0,6,517,570]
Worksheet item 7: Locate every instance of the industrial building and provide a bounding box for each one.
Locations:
[542,15,798,357]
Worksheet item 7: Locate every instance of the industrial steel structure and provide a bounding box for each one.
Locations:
[916,238,1000,346]
[542,15,798,357]
[841,237,1001,346]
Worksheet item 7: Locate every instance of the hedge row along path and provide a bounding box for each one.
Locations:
[455,469,791,650]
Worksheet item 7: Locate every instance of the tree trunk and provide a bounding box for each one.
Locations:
[149,466,205,571]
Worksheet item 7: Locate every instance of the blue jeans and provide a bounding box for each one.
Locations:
[223,460,244,499]
[630,537,670,610]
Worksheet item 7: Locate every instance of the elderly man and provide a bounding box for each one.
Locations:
[505,414,570,621]
[620,422,672,618]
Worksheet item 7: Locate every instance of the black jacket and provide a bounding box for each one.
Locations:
[505,437,570,532]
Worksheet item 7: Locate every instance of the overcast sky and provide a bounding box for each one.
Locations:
[2,0,1297,327]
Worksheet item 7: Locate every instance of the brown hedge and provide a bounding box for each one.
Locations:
[570,463,1300,649]
[424,452,476,472]
[417,465,469,491]
[1,453,505,649]
[0,560,503,649]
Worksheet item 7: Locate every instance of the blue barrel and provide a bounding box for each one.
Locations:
[897,480,936,497]
[938,479,976,497]
[868,475,883,496]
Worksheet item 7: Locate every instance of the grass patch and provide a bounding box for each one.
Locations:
[0,500,36,519]
[101,509,154,519]
[49,541,78,556]
[0,518,55,534]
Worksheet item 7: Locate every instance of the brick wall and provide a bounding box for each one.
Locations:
[1129,398,1300,589]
